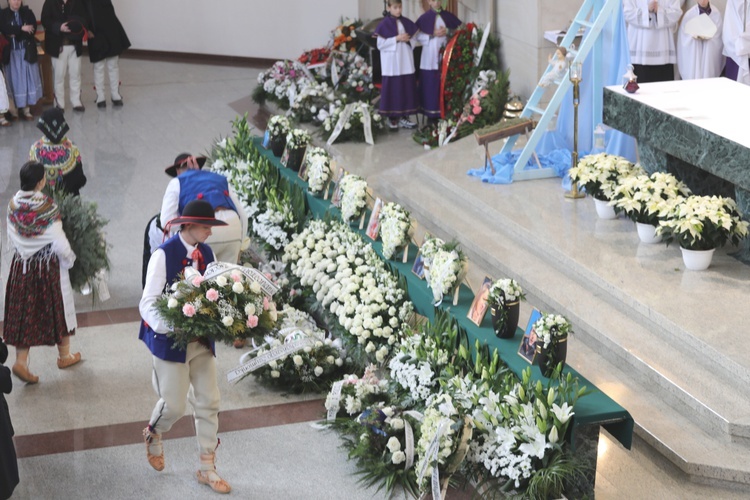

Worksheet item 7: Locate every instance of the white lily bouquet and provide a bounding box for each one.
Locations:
[378,202,412,260]
[285,128,312,150]
[534,313,573,349]
[304,146,332,194]
[339,174,368,223]
[420,235,466,306]
[267,114,292,140]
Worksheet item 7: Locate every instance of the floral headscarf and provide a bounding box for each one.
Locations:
[8,190,60,238]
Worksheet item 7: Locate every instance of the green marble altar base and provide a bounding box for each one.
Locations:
[603,79,750,260]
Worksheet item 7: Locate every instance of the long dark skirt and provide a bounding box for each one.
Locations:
[3,249,72,348]
[419,69,442,119]
[379,73,418,118]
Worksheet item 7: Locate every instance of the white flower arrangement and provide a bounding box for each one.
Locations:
[256,60,314,108]
[320,101,383,142]
[289,80,336,122]
[286,128,312,150]
[415,393,461,491]
[568,153,643,201]
[252,207,294,250]
[420,235,466,305]
[487,278,525,307]
[283,219,414,363]
[267,115,292,139]
[305,147,332,194]
[324,364,389,417]
[533,313,572,349]
[388,333,450,406]
[657,194,750,251]
[611,172,691,226]
[339,174,368,222]
[378,203,411,260]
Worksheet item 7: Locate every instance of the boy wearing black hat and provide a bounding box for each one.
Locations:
[29,107,87,195]
[139,199,231,494]
[41,0,89,111]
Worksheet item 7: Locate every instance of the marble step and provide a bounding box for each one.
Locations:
[369,158,750,444]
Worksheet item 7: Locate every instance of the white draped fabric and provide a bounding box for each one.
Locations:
[677,6,725,79]
[723,0,750,84]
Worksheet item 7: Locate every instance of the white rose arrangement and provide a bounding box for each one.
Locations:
[533,313,573,349]
[378,203,411,260]
[324,365,389,417]
[420,235,466,306]
[304,147,332,194]
[285,128,312,150]
[339,174,368,223]
[267,114,292,139]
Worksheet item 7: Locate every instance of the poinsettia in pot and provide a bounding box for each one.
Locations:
[282,128,312,171]
[533,313,573,378]
[486,278,525,339]
[657,195,749,271]
[568,153,642,219]
[267,115,291,156]
[611,171,691,244]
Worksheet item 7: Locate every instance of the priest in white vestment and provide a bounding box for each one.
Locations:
[677,0,725,79]
[623,0,683,82]
[723,0,750,84]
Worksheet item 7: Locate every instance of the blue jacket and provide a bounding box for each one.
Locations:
[178,170,237,214]
[139,234,215,362]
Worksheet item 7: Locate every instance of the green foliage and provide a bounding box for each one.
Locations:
[53,191,110,293]
[472,70,511,130]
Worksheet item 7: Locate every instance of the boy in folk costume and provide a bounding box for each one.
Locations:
[723,0,750,84]
[677,0,724,80]
[139,200,231,494]
[374,0,419,129]
[414,0,461,121]
[623,0,683,82]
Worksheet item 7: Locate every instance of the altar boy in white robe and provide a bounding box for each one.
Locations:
[623,0,683,82]
[723,0,750,84]
[677,0,725,79]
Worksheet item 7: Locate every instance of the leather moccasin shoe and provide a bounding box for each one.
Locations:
[57,352,81,369]
[143,427,165,471]
[12,364,39,384]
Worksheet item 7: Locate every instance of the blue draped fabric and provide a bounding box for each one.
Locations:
[469,0,637,185]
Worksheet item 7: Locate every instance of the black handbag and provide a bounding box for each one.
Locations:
[23,41,37,64]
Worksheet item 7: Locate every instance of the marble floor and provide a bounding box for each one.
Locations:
[1,56,746,499]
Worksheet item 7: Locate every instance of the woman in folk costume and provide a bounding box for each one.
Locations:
[29,107,87,196]
[623,0,683,82]
[414,0,461,121]
[677,0,724,79]
[723,0,750,84]
[0,0,44,121]
[140,200,231,494]
[4,161,81,385]
[0,338,19,500]
[374,0,419,129]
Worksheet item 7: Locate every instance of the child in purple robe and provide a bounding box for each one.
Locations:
[374,0,419,129]
[415,0,461,120]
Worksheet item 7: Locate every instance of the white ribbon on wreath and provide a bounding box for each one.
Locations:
[327,102,374,146]
[183,262,280,297]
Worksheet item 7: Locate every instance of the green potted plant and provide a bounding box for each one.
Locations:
[611,171,691,244]
[568,153,642,219]
[486,278,525,339]
[657,195,749,270]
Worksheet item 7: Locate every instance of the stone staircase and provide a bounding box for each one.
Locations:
[363,136,750,491]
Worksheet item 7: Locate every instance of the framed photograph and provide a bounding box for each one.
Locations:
[280,144,291,167]
[366,198,384,240]
[330,167,346,207]
[467,276,493,327]
[518,308,542,364]
[411,251,425,279]
[262,129,271,149]
[298,150,310,181]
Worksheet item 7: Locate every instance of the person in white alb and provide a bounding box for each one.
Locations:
[723,0,750,84]
[677,0,725,80]
[623,0,683,83]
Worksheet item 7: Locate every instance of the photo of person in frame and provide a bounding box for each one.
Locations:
[330,167,346,207]
[411,252,425,279]
[366,198,384,240]
[518,308,542,363]
[298,150,310,181]
[467,276,493,326]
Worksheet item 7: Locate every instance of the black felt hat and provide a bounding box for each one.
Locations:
[66,16,86,40]
[37,107,69,144]
[165,153,207,177]
[169,200,228,227]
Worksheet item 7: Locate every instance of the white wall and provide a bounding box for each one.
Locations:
[25,0,358,60]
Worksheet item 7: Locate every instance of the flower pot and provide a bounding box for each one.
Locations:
[284,146,306,171]
[536,336,568,378]
[594,198,617,219]
[491,301,520,339]
[636,222,662,244]
[270,135,287,156]
[680,247,715,271]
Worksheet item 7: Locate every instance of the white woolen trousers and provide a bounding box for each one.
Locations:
[93,56,121,102]
[51,46,82,107]
[206,210,243,264]
[148,341,221,454]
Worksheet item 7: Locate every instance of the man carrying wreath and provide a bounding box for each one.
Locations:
[139,199,232,494]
